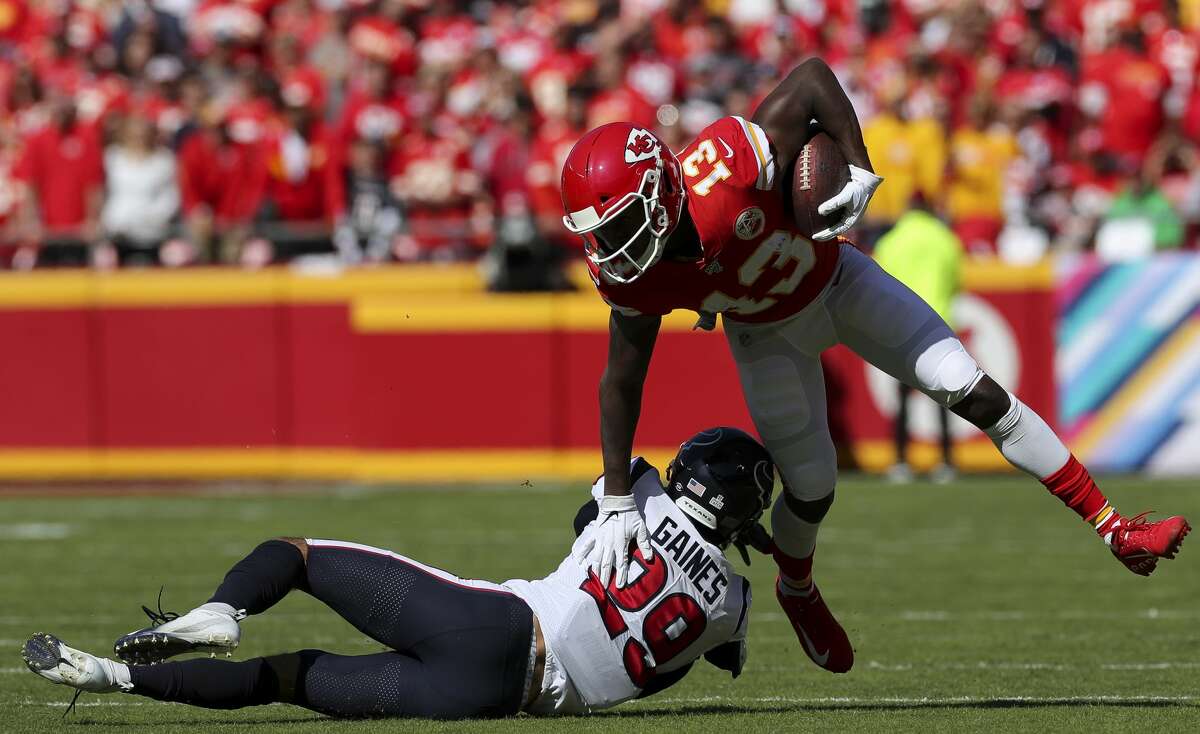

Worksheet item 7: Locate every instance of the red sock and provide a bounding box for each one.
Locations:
[1041,455,1122,537]
[772,544,814,587]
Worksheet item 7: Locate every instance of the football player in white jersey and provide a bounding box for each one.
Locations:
[23,427,773,720]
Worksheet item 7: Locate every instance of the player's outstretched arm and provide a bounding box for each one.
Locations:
[599,310,661,496]
[752,57,882,240]
[752,57,871,172]
[586,310,661,586]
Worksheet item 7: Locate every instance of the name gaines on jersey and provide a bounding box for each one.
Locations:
[649,515,728,605]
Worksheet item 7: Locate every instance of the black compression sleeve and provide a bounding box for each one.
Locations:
[129,657,283,709]
[208,539,307,614]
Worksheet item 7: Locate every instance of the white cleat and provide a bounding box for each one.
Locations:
[114,606,244,664]
[929,462,958,485]
[886,462,915,484]
[24,633,132,693]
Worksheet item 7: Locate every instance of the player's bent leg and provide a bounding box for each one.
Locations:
[825,248,1189,575]
[723,310,839,579]
[302,539,535,679]
[723,315,853,672]
[126,654,293,710]
[129,649,503,718]
[300,543,535,717]
[115,538,307,664]
[27,635,519,720]
[769,491,853,674]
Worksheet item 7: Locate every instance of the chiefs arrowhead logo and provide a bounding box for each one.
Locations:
[734,207,765,240]
[625,128,660,164]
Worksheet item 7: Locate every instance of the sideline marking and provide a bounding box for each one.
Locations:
[636,694,1196,707]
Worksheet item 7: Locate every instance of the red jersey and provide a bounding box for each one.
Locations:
[348,15,417,76]
[177,130,265,224]
[1081,47,1170,161]
[588,116,839,324]
[14,122,103,230]
[263,123,334,223]
[388,129,479,253]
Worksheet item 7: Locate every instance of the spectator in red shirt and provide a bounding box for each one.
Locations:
[348,1,418,79]
[527,86,587,249]
[176,103,266,263]
[270,33,326,114]
[14,94,104,266]
[1079,28,1171,169]
[585,54,656,130]
[480,99,571,291]
[388,107,479,261]
[258,80,336,259]
[524,24,590,122]
[336,59,408,150]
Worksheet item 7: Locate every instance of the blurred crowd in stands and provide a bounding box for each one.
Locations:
[1,0,1199,274]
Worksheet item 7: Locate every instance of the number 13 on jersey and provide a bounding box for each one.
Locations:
[682,139,732,197]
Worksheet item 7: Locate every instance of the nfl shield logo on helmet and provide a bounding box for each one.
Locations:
[734,207,765,240]
[625,128,660,164]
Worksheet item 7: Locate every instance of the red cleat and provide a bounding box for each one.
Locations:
[775,577,853,673]
[1110,513,1190,576]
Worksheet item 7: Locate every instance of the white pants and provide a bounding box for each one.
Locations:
[724,244,983,501]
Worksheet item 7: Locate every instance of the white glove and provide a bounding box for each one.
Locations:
[813,164,884,241]
[578,494,654,587]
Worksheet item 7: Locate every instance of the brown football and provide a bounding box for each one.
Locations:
[791,132,850,238]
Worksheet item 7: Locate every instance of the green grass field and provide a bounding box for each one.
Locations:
[2,475,1198,733]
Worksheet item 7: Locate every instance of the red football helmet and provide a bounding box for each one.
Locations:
[560,123,684,283]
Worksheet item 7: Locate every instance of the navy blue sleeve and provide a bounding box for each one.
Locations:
[573,501,598,538]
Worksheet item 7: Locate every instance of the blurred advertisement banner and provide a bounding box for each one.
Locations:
[1057,254,1200,476]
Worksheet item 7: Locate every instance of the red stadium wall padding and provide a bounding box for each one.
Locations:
[96,306,287,447]
[287,305,357,448]
[354,332,560,449]
[0,263,1053,479]
[559,330,750,450]
[0,309,95,446]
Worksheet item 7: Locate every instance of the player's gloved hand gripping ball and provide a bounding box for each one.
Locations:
[812,164,884,241]
[577,494,654,587]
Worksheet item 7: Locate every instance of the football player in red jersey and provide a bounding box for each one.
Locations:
[560,58,1190,675]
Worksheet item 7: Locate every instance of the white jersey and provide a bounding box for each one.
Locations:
[504,459,751,714]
